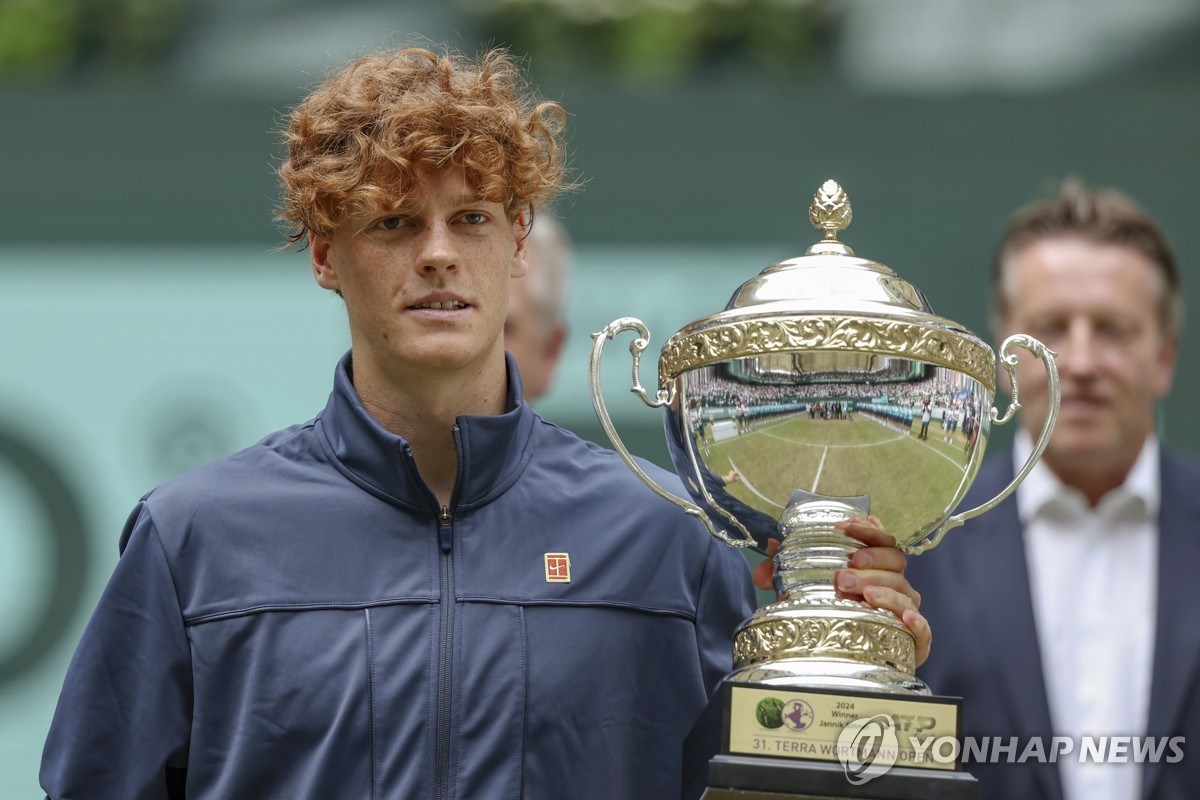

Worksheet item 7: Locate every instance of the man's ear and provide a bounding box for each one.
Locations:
[310,232,340,292]
[1156,331,1179,398]
[511,214,529,279]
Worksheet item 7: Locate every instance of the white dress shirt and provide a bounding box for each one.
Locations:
[1016,432,1160,800]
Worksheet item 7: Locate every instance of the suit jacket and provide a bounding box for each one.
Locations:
[905,450,1200,800]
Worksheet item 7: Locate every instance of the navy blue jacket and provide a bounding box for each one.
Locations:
[41,354,756,799]
[906,451,1200,800]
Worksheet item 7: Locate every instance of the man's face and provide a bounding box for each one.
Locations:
[505,273,563,401]
[309,167,526,381]
[998,236,1177,485]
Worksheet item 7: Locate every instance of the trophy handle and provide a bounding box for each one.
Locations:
[590,317,754,549]
[904,334,1059,556]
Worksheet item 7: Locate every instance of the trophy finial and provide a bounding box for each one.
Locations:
[809,179,852,241]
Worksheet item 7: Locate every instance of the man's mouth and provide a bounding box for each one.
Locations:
[1060,395,1107,412]
[411,300,468,310]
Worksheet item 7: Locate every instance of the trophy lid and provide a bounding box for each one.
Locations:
[660,179,996,391]
[726,179,934,319]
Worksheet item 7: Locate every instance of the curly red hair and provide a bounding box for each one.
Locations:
[277,46,569,243]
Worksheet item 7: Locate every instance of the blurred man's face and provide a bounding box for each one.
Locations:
[505,274,563,401]
[998,236,1176,495]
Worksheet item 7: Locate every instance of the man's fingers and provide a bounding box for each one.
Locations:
[752,537,780,592]
[901,607,932,667]
[752,559,775,592]
[849,545,907,574]
[835,515,898,549]
[859,584,932,667]
[836,568,921,609]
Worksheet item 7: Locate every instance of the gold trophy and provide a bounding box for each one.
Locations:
[589,181,1060,799]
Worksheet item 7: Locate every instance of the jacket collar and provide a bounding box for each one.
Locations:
[316,351,538,514]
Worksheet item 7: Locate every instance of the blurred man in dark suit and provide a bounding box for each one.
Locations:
[907,180,1197,800]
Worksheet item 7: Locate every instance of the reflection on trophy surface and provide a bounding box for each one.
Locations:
[590,180,1061,699]
[673,354,990,693]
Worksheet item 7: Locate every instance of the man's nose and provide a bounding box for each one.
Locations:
[1057,320,1099,376]
[418,221,457,274]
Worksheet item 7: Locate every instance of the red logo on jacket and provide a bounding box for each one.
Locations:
[544,553,571,583]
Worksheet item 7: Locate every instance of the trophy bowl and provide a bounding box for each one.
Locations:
[590,180,1059,697]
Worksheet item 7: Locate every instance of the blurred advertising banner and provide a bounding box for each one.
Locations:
[0,246,347,793]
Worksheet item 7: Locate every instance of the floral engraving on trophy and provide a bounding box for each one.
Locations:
[877,275,926,309]
[733,617,916,674]
[661,316,996,393]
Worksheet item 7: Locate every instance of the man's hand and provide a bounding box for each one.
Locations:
[750,515,931,667]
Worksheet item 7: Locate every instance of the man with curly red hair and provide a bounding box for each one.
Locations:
[41,46,928,799]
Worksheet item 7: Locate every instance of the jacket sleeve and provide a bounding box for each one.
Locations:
[41,502,193,800]
[694,533,757,698]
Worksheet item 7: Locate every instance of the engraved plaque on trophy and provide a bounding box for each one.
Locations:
[589,181,1060,799]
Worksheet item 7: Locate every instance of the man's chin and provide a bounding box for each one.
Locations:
[1043,436,1121,473]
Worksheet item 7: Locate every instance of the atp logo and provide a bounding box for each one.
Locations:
[837,714,899,785]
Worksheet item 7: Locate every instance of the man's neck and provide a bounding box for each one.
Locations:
[1048,462,1133,507]
[352,351,510,505]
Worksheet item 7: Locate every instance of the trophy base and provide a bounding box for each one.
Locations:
[699,755,978,799]
[683,681,968,800]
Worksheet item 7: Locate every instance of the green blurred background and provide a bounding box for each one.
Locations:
[2,0,1199,794]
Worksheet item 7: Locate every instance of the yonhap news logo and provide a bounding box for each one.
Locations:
[837,715,900,785]
[835,716,1186,785]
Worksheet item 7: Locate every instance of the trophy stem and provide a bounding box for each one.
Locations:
[774,499,864,602]
[727,497,928,694]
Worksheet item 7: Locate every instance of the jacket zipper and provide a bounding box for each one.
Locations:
[434,425,464,800]
[438,505,453,551]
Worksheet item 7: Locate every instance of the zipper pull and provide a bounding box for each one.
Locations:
[439,505,453,553]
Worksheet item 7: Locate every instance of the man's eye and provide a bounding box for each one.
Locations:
[461,212,488,225]
[375,216,406,230]
[1027,320,1065,342]
[1097,320,1136,343]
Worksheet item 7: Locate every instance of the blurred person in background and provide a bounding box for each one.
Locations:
[39,44,929,799]
[906,180,1200,800]
[504,212,571,402]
